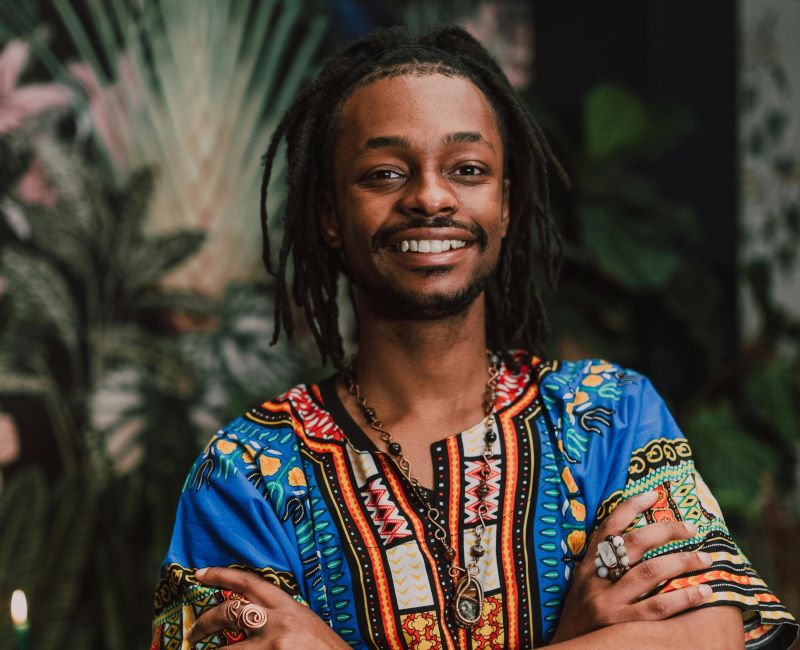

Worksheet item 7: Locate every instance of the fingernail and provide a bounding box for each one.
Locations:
[698,551,713,564]
[195,568,207,579]
[698,584,712,598]
[684,522,697,535]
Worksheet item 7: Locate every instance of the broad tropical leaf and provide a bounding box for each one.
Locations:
[1,246,79,354]
[50,0,328,297]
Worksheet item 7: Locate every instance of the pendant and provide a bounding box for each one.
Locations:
[452,573,484,628]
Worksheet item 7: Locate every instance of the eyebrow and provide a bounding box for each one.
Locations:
[442,131,493,149]
[357,131,493,155]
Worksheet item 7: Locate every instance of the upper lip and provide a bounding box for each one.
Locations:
[384,228,476,248]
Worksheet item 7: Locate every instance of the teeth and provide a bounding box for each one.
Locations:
[396,239,468,253]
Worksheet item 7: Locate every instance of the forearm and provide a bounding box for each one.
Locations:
[547,606,744,650]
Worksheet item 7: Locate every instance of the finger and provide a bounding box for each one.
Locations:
[196,567,291,608]
[575,492,659,579]
[623,520,698,564]
[595,491,659,541]
[187,600,240,644]
[633,583,714,620]
[617,550,714,602]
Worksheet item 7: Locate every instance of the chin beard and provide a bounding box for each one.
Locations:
[355,266,493,321]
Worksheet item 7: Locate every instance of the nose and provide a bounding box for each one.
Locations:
[398,169,457,217]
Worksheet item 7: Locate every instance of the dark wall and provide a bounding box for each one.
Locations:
[533,0,738,388]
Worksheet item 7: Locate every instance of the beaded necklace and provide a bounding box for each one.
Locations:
[346,353,500,628]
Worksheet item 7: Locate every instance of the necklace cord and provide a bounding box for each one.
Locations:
[345,352,501,628]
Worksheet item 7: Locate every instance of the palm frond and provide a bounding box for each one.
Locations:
[49,0,328,297]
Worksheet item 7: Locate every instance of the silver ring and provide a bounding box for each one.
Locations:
[595,534,631,581]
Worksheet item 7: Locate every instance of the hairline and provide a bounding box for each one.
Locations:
[321,63,510,189]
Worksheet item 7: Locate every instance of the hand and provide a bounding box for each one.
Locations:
[550,490,715,643]
[187,567,349,649]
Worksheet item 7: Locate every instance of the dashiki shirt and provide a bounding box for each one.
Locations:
[151,356,797,649]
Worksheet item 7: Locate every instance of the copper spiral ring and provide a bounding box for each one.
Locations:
[222,599,243,625]
[237,602,268,631]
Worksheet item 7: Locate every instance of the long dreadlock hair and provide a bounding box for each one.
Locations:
[259,25,565,368]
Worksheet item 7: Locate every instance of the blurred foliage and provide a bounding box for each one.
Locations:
[534,80,800,537]
[1,1,798,647]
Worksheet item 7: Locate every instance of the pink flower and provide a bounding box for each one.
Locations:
[0,40,72,134]
[69,53,143,170]
[16,156,57,207]
[0,411,20,467]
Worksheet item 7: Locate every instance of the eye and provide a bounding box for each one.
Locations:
[453,165,485,177]
[364,169,404,181]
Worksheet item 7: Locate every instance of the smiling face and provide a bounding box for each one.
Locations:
[320,73,509,320]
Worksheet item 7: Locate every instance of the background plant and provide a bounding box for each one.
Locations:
[0,1,797,647]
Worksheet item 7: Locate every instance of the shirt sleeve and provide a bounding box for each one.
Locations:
[571,362,798,649]
[150,416,312,649]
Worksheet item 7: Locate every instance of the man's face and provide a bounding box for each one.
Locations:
[320,73,509,320]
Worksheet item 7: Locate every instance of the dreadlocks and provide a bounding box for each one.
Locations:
[259,25,565,368]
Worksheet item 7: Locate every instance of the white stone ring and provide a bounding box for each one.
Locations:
[595,534,631,582]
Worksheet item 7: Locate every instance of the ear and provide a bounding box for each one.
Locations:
[500,178,511,238]
[318,190,342,250]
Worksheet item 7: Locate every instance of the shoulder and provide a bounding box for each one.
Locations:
[536,359,664,464]
[207,381,347,452]
[538,358,645,402]
[184,381,346,496]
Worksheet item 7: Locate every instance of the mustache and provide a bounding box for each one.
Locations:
[371,216,489,253]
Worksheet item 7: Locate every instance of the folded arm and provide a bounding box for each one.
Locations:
[550,606,744,650]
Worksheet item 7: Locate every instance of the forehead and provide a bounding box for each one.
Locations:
[336,73,501,149]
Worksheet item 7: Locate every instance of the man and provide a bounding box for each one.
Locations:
[151,26,797,649]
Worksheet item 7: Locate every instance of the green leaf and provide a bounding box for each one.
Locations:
[585,85,648,160]
[0,368,50,395]
[579,204,683,290]
[1,247,79,354]
[125,230,206,292]
[33,478,97,650]
[135,288,217,317]
[744,359,800,447]
[685,401,778,518]
[115,168,155,250]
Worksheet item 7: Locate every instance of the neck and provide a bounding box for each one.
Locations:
[350,293,490,425]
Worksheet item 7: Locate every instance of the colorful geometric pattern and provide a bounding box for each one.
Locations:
[463,457,501,524]
[152,356,797,649]
[400,610,442,649]
[471,594,505,648]
[361,476,413,545]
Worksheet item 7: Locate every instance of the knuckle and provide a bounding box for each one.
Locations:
[680,552,699,571]
[625,530,644,547]
[637,559,660,581]
[683,586,700,606]
[647,597,671,619]
[667,521,689,537]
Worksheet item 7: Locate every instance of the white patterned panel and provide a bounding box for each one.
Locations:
[461,418,501,457]
[346,443,380,488]
[386,541,435,610]
[461,522,500,593]
[362,477,413,545]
